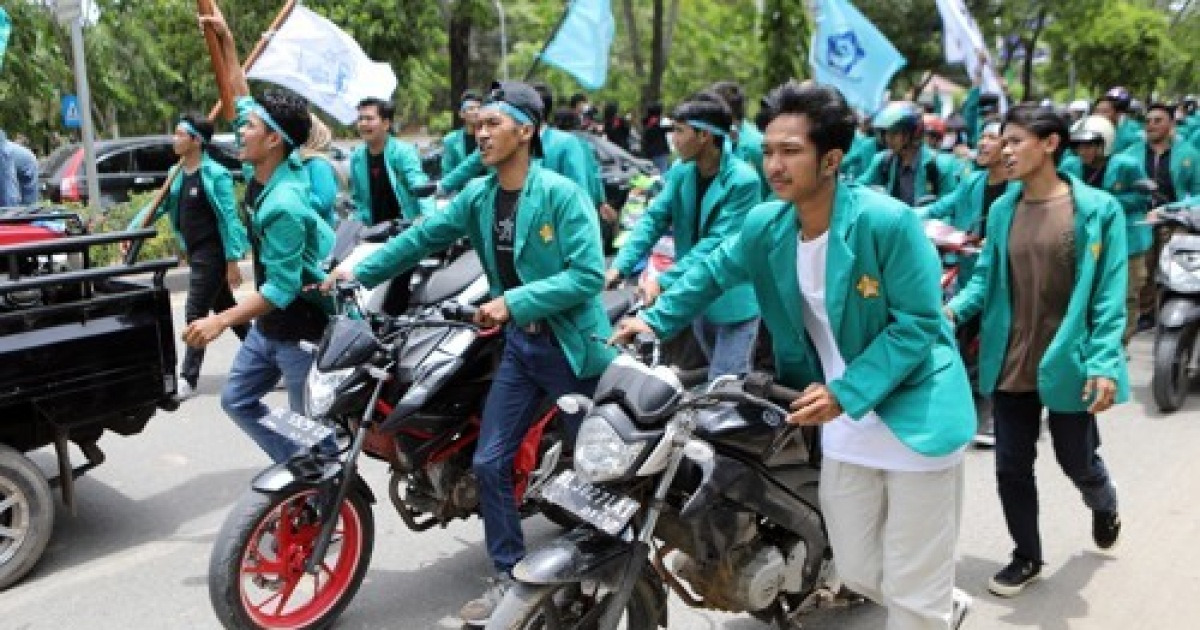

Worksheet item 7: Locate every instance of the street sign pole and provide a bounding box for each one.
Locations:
[59,1,102,209]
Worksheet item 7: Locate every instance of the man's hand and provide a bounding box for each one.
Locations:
[475,296,511,328]
[609,316,655,346]
[1084,376,1117,414]
[320,267,356,294]
[787,384,843,426]
[600,202,619,224]
[183,314,229,349]
[638,276,663,306]
[226,261,243,289]
[604,268,623,289]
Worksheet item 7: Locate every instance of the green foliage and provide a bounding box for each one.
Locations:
[1062,1,1172,94]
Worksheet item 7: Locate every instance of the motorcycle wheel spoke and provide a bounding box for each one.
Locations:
[0,524,21,540]
[274,577,303,616]
[252,590,283,613]
[241,560,283,576]
[0,495,17,515]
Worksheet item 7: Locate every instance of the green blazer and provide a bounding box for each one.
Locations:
[441,128,472,177]
[349,137,434,223]
[1120,138,1200,201]
[612,150,761,324]
[130,155,248,262]
[354,163,617,379]
[734,120,768,197]
[643,183,976,457]
[840,130,878,180]
[1112,117,1143,155]
[917,170,1018,287]
[857,144,959,201]
[1060,152,1151,255]
[302,154,339,227]
[948,174,1130,412]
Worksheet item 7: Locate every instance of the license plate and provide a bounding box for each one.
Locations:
[258,408,334,449]
[539,470,640,536]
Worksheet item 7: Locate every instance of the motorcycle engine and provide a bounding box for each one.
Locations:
[672,534,808,613]
[426,459,479,518]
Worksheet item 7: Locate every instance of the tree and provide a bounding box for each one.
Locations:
[761,0,811,90]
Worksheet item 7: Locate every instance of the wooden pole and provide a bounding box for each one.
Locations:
[198,0,236,121]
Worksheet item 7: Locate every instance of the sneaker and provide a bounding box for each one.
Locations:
[460,573,515,627]
[951,587,973,629]
[1093,510,1121,551]
[176,380,197,401]
[988,556,1041,597]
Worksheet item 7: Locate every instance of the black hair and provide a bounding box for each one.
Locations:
[553,108,580,130]
[709,81,746,122]
[569,93,588,108]
[1095,96,1128,114]
[674,90,734,143]
[646,102,663,118]
[603,102,618,121]
[460,89,482,106]
[758,81,857,157]
[1003,105,1070,163]
[532,82,555,116]
[357,97,395,123]
[1146,102,1175,119]
[260,89,312,148]
[179,112,214,144]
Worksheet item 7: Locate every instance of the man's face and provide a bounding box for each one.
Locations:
[883,129,911,154]
[1001,124,1057,181]
[476,108,531,167]
[1095,100,1118,124]
[172,126,200,158]
[1076,142,1103,166]
[238,114,281,165]
[976,130,1005,168]
[356,105,388,142]
[1145,109,1173,144]
[763,114,839,203]
[461,101,482,127]
[672,123,704,162]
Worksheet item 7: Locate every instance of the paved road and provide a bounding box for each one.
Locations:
[2,291,1198,629]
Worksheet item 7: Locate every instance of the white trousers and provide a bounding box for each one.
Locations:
[820,459,965,630]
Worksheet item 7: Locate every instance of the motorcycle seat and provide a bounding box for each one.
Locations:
[409,250,483,305]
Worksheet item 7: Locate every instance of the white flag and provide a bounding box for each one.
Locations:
[935,0,1007,112]
[248,6,397,125]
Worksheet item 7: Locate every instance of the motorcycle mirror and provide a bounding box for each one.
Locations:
[557,394,593,416]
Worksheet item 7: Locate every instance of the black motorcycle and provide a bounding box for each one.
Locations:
[1151,202,1200,412]
[487,343,833,630]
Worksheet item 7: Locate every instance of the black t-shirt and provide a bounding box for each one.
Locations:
[368,151,402,224]
[641,116,669,159]
[979,180,1009,239]
[1145,145,1178,205]
[695,172,716,237]
[1082,161,1105,188]
[178,168,221,256]
[463,132,477,156]
[493,188,523,291]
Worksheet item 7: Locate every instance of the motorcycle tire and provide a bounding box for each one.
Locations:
[0,445,55,591]
[208,487,374,630]
[486,575,663,630]
[1153,328,1196,413]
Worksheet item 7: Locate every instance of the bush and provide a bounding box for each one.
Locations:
[85,193,182,267]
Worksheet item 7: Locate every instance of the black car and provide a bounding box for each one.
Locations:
[39,136,242,207]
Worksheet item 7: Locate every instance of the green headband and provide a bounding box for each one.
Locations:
[482,102,534,126]
[178,120,206,145]
[685,119,729,137]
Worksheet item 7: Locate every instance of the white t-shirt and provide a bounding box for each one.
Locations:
[796,232,962,472]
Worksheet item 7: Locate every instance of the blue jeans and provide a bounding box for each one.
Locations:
[475,325,599,574]
[992,391,1119,564]
[692,315,759,380]
[221,324,318,463]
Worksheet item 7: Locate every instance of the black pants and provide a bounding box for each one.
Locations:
[992,391,1119,564]
[181,254,249,386]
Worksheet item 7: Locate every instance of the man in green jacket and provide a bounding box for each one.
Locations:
[947,105,1127,599]
[441,89,482,177]
[1095,87,1143,156]
[131,113,249,399]
[858,101,960,205]
[1062,114,1151,344]
[325,82,616,627]
[349,97,434,224]
[712,80,768,196]
[615,81,975,629]
[185,8,335,463]
[606,91,762,379]
[839,122,877,180]
[1122,102,1200,330]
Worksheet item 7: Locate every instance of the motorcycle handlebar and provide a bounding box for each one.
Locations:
[440,302,479,323]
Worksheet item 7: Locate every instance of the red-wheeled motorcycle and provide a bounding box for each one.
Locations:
[207,280,636,629]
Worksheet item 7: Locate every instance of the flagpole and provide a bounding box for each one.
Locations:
[523,2,573,81]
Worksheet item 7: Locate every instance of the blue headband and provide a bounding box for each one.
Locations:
[685,119,729,137]
[178,120,206,144]
[460,99,482,113]
[482,102,534,126]
[248,103,296,148]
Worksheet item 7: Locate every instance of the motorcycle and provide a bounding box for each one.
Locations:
[206,275,604,629]
[1150,202,1200,412]
[486,339,835,630]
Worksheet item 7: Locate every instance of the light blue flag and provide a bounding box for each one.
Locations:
[0,8,10,73]
[540,0,615,91]
[809,0,906,114]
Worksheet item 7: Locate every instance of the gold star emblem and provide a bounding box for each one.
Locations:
[1185,158,1192,169]
[856,274,880,298]
[1114,182,1124,192]
[539,223,554,243]
[1090,242,1102,260]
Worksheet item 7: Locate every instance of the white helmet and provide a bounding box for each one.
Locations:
[1070,115,1116,156]
[1068,99,1090,114]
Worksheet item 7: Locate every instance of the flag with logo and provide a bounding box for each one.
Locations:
[809,0,906,114]
[247,5,397,125]
[935,0,1007,112]
[539,0,615,91]
[0,8,11,72]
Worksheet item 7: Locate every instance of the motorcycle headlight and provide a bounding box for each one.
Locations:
[574,415,648,484]
[305,366,354,417]
[1173,250,1200,272]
